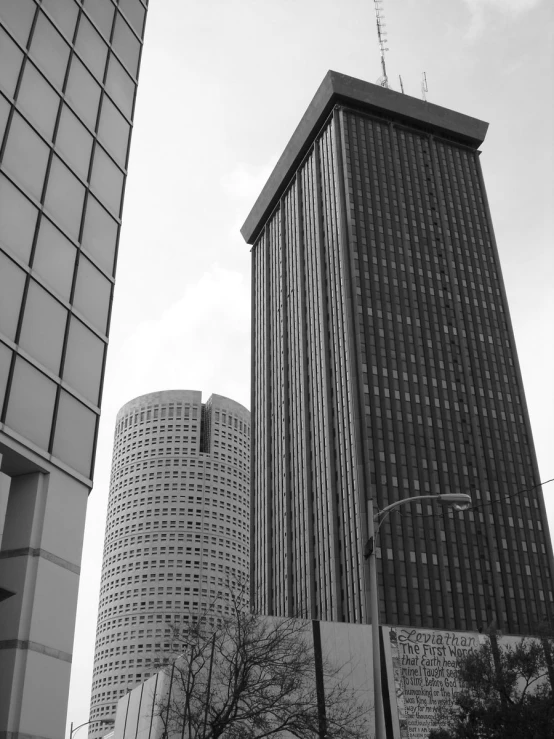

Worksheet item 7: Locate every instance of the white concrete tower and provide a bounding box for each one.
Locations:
[88,390,250,736]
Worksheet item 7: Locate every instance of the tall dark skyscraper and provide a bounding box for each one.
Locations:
[241,71,554,635]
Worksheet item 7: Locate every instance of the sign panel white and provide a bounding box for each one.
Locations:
[383,625,480,739]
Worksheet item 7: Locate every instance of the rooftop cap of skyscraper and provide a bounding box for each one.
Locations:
[241,70,489,245]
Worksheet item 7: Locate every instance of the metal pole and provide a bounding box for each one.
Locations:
[365,498,386,739]
[70,722,73,739]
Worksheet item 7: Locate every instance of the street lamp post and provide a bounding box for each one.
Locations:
[70,718,115,739]
[363,492,472,739]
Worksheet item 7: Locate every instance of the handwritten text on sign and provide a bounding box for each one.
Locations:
[387,627,478,739]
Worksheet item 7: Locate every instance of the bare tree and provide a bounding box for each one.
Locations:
[155,598,371,739]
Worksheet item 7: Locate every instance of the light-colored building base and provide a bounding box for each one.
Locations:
[0,435,89,739]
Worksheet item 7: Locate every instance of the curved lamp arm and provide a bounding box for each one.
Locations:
[70,719,115,739]
[376,492,471,529]
[364,493,472,559]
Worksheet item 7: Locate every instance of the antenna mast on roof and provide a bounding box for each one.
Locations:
[421,71,428,101]
[373,0,390,88]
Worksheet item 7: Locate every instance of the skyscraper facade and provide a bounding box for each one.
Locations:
[89,391,250,736]
[242,71,554,635]
[0,2,148,736]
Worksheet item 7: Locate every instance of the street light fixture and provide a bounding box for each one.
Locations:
[364,492,472,739]
[69,718,115,739]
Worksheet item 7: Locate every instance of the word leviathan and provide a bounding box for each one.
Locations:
[397,629,478,649]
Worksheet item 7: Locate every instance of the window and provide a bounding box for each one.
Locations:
[33,217,77,300]
[73,256,111,333]
[0,175,38,263]
[2,112,50,200]
[63,316,105,404]
[98,95,130,166]
[44,155,85,238]
[84,0,115,40]
[65,57,101,129]
[30,11,70,89]
[56,105,94,180]
[0,251,26,340]
[0,27,24,97]
[112,13,140,77]
[53,390,96,476]
[19,280,67,374]
[119,0,146,37]
[5,357,56,449]
[75,15,108,81]
[17,61,60,141]
[42,0,79,41]
[1,0,36,48]
[105,54,135,118]
[81,195,118,274]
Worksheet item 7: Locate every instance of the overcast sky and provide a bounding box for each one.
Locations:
[66,0,553,731]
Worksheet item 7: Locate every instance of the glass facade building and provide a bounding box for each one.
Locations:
[242,71,554,635]
[89,391,250,737]
[0,2,148,736]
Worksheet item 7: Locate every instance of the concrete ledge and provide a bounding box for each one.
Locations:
[0,547,80,575]
[0,733,59,739]
[0,639,72,663]
[240,70,488,245]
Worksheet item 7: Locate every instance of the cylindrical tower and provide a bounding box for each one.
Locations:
[88,390,250,736]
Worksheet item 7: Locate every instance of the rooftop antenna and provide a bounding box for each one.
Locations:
[399,75,405,94]
[373,0,390,88]
[421,71,428,101]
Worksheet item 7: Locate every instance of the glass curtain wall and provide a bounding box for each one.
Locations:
[0,0,148,481]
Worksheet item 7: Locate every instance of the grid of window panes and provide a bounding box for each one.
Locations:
[89,391,250,737]
[250,104,554,634]
[340,107,553,634]
[0,0,147,480]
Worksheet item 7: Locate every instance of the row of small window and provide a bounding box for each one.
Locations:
[96,605,235,633]
[103,529,250,549]
[111,458,249,478]
[103,537,250,561]
[108,505,247,524]
[0,346,96,475]
[118,404,201,428]
[117,404,251,433]
[345,186,488,257]
[99,570,247,594]
[106,506,248,531]
[100,566,246,597]
[94,618,223,651]
[95,641,177,661]
[102,540,249,566]
[100,554,247,577]
[99,594,236,619]
[112,457,250,479]
[103,538,250,561]
[109,492,247,512]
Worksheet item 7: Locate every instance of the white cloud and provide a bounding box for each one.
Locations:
[463,0,542,38]
[104,264,251,414]
[221,157,278,201]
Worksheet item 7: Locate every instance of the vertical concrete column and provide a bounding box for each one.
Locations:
[0,468,88,739]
